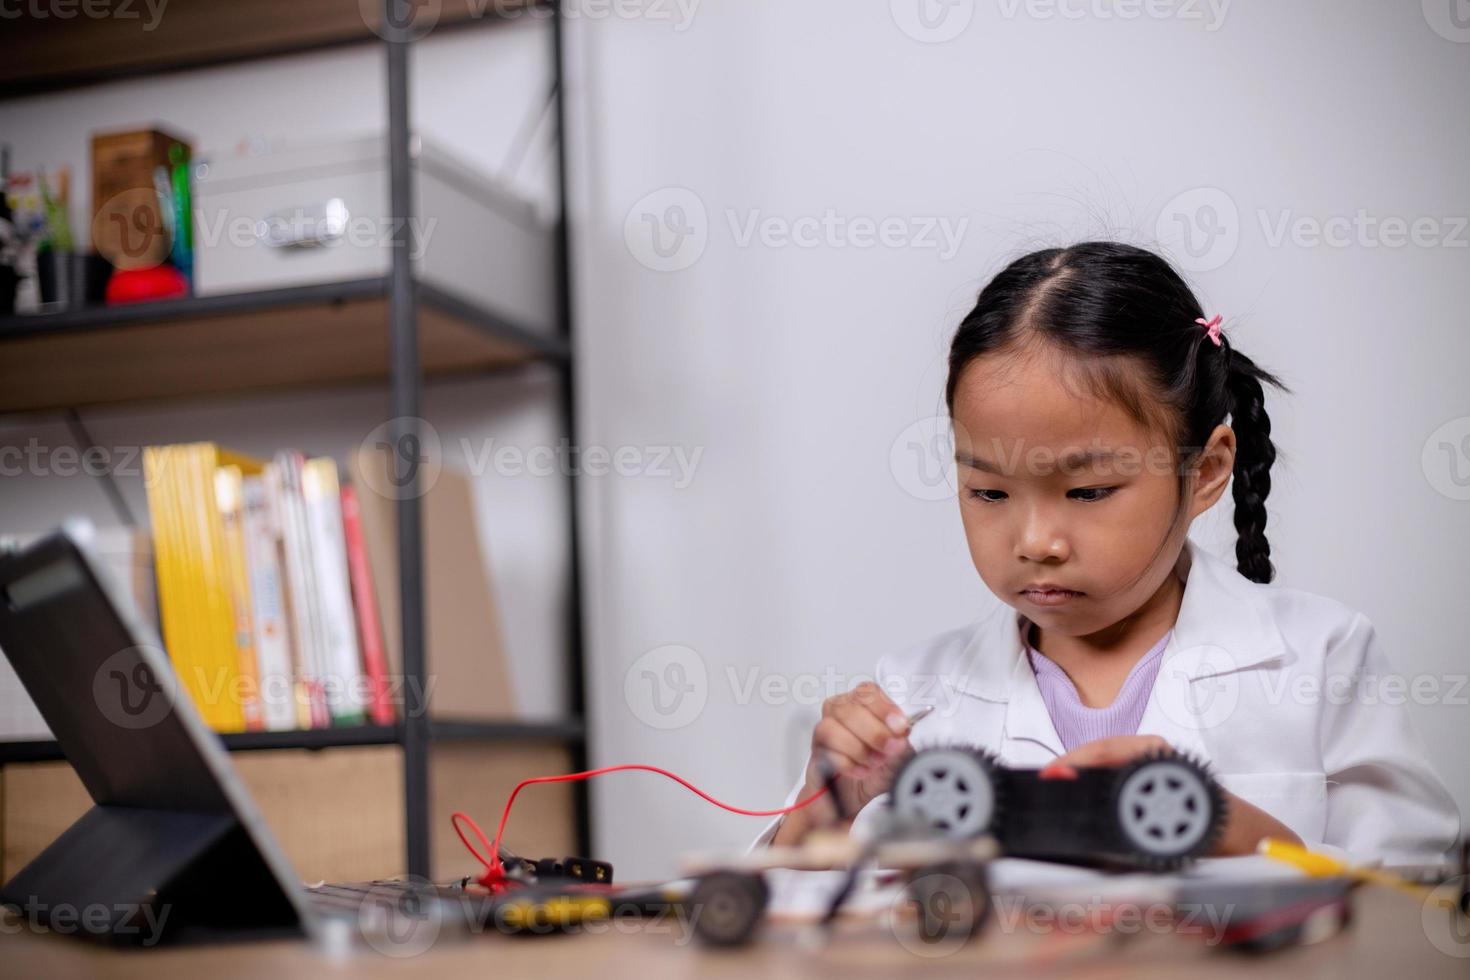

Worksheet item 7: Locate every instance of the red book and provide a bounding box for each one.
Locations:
[340,482,396,725]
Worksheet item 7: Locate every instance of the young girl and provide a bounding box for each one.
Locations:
[759,242,1460,864]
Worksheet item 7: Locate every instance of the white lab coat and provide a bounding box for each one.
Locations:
[752,537,1462,865]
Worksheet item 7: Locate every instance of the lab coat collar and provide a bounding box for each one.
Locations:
[949,537,1291,708]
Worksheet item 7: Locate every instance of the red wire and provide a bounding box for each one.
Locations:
[451,764,831,880]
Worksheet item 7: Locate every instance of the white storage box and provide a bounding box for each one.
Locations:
[192,133,555,335]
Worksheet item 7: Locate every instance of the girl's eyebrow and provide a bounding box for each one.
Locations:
[955,448,1120,474]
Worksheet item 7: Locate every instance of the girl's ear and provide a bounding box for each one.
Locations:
[1189,424,1236,518]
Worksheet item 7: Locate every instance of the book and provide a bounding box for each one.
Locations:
[268,452,329,729]
[214,465,265,732]
[341,482,395,726]
[348,448,517,721]
[300,457,367,726]
[143,443,265,733]
[240,474,301,732]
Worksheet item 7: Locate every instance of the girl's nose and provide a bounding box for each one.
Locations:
[1015,508,1070,563]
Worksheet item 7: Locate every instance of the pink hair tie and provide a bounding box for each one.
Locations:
[1196,314,1224,347]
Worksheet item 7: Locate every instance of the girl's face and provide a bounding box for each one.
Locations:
[950,348,1235,638]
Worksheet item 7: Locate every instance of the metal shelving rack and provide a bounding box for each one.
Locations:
[0,0,588,876]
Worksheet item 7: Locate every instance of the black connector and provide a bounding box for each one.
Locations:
[531,856,614,885]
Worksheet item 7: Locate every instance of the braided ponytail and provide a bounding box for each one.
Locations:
[1222,348,1290,584]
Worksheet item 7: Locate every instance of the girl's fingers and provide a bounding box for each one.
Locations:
[848,682,910,738]
[813,717,884,770]
[829,698,907,757]
[823,683,909,753]
[810,746,873,787]
[1044,735,1171,772]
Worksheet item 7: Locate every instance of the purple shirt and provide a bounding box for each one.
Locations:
[1022,619,1172,752]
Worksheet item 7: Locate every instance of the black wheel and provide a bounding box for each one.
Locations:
[689,872,769,948]
[890,747,999,839]
[1111,752,1224,867]
[907,861,991,949]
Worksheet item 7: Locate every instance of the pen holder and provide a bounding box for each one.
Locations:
[36,249,111,309]
[0,264,17,316]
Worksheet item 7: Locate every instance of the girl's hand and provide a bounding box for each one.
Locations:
[770,683,913,845]
[1038,735,1304,855]
[1038,734,1173,779]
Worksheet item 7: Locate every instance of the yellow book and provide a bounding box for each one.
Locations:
[144,447,190,720]
[143,443,266,733]
[215,464,265,731]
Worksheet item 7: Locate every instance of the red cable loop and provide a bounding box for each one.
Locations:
[451,764,831,885]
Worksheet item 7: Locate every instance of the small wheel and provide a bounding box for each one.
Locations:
[890,747,998,839]
[689,872,768,948]
[1112,755,1221,865]
[907,861,990,948]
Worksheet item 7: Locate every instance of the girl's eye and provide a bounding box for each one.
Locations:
[1069,487,1118,502]
[966,487,1119,503]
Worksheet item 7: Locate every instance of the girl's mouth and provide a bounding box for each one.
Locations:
[1020,588,1083,607]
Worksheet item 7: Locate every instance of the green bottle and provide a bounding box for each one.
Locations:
[168,142,193,287]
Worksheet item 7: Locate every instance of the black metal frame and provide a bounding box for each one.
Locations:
[382,0,586,874]
[0,719,586,766]
[0,2,586,879]
[550,0,593,860]
[0,277,569,360]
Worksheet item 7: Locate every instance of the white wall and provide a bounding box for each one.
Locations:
[2,2,1466,883]
[564,0,1470,877]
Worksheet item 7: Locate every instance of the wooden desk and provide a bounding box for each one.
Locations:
[3,885,1466,979]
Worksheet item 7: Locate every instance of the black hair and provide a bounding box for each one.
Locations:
[945,241,1290,585]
